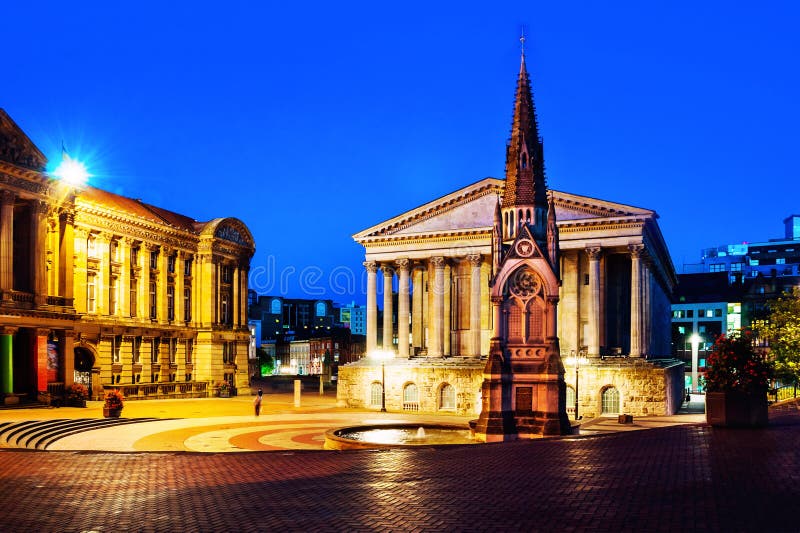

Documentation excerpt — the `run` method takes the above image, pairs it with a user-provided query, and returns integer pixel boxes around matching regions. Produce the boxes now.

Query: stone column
[491,295,503,340]
[629,244,645,357]
[0,190,14,294]
[118,239,130,318]
[58,211,75,301]
[468,254,482,357]
[139,244,150,320]
[232,264,240,327]
[175,252,184,324]
[396,258,410,358]
[95,233,109,315]
[586,246,602,357]
[35,328,50,392]
[411,265,423,353]
[158,247,169,323]
[364,261,378,354]
[443,263,451,356]
[62,330,75,386]
[382,264,394,350]
[430,256,445,357]
[31,200,48,305]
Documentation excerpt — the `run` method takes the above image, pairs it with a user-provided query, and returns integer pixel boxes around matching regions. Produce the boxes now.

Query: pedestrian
[254,388,263,416]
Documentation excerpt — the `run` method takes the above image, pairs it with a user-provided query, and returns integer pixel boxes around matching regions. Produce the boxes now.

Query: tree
[763,287,800,386]
[256,347,274,377]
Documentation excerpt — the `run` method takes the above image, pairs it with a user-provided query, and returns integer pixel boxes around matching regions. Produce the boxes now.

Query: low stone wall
[571,358,685,418]
[337,358,485,417]
[338,357,685,419]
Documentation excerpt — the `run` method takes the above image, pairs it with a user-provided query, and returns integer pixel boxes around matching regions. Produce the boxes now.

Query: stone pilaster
[58,210,75,300]
[364,261,378,354]
[411,265,423,353]
[468,254,482,357]
[396,258,410,358]
[0,190,14,293]
[31,200,49,305]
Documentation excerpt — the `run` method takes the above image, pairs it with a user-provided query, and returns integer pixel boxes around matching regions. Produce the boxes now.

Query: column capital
[467,253,483,267]
[62,330,77,339]
[34,328,51,337]
[394,258,410,271]
[363,260,378,274]
[430,256,446,269]
[380,263,394,276]
[585,246,603,260]
[628,243,646,258]
[491,295,504,305]
[59,209,76,225]
[0,326,19,336]
[0,190,15,206]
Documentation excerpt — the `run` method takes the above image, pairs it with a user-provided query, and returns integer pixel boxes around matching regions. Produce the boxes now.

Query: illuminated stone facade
[338,53,684,425]
[0,109,255,402]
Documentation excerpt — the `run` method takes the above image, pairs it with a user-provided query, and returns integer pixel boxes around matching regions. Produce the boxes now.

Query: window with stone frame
[108,276,118,315]
[526,300,543,343]
[150,339,159,364]
[150,249,159,270]
[87,273,97,313]
[132,337,141,364]
[370,382,383,407]
[403,383,419,411]
[167,284,175,321]
[183,286,191,322]
[129,278,137,317]
[185,339,193,364]
[149,282,157,319]
[439,383,456,410]
[184,256,193,277]
[507,303,523,342]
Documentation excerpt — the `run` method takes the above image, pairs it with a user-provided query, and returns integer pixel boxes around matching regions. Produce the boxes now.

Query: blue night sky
[4,1,799,304]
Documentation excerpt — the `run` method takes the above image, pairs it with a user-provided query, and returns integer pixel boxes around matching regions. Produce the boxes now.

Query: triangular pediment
[354,179,657,243]
[552,190,654,222]
[353,178,503,241]
[0,109,47,171]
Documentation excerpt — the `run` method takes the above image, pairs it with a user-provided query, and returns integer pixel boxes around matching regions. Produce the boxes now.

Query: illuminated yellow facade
[0,109,255,402]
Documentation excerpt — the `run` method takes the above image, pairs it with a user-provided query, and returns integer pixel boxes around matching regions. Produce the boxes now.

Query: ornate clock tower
[474,43,571,441]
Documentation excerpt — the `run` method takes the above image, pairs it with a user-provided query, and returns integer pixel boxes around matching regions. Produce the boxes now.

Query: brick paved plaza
[1,404,798,532]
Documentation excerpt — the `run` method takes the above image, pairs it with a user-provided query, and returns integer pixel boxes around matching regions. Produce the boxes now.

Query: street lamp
[690,333,702,393]
[566,350,588,420]
[371,350,393,412]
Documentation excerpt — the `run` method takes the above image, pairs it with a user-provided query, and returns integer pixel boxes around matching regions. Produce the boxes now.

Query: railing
[103,381,212,400]
[770,384,798,403]
[402,402,420,412]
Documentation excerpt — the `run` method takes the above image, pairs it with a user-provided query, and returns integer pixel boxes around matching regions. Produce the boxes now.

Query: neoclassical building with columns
[337,53,684,423]
[0,109,255,404]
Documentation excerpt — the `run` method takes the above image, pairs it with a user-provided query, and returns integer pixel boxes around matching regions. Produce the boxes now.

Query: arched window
[602,387,620,414]
[316,302,326,317]
[526,301,543,343]
[521,152,528,169]
[370,382,383,408]
[507,304,523,342]
[403,383,419,411]
[271,299,281,315]
[439,383,456,410]
[565,385,576,417]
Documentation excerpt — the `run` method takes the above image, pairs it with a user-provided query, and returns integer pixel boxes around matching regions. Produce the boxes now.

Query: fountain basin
[324,423,477,450]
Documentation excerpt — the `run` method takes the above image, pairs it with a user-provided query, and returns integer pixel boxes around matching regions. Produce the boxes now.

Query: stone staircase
[0,418,164,450]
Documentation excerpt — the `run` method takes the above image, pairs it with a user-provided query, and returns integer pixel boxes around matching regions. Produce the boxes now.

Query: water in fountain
[416,427,426,439]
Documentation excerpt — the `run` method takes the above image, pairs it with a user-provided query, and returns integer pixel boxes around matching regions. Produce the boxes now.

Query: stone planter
[219,390,230,398]
[103,406,123,418]
[69,399,87,408]
[706,391,768,427]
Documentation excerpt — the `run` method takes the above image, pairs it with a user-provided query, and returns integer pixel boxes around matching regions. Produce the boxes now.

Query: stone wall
[568,358,685,418]
[337,359,485,417]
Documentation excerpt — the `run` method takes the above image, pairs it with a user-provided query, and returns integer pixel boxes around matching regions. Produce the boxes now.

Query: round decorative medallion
[509,269,541,299]
[515,239,534,257]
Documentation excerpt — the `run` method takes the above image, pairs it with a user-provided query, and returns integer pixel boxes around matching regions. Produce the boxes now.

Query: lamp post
[371,350,393,412]
[566,350,588,420]
[690,333,701,393]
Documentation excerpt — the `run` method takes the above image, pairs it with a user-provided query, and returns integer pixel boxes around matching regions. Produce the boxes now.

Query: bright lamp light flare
[53,156,90,186]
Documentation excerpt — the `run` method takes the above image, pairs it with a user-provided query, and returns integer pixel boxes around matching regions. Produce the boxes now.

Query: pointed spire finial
[520,27,526,57]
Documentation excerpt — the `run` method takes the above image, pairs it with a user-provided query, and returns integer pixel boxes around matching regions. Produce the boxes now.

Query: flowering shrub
[67,383,88,401]
[217,381,230,392]
[104,389,125,409]
[705,331,773,393]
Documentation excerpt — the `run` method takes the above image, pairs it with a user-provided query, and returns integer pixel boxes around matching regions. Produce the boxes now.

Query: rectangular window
[167,285,175,321]
[109,276,118,315]
[731,263,743,271]
[750,259,760,266]
[151,339,159,363]
[130,247,139,267]
[185,339,193,364]
[222,265,232,283]
[132,337,141,364]
[87,273,96,313]
[87,235,97,258]
[149,282,157,319]
[697,309,704,318]
[109,240,118,262]
[112,336,121,364]
[777,258,786,265]
[184,257,193,277]
[169,338,176,364]
[221,292,230,324]
[129,278,137,317]
[709,264,726,272]
[714,308,722,317]
[686,310,693,318]
[184,287,192,322]
[150,250,159,270]
[168,254,176,274]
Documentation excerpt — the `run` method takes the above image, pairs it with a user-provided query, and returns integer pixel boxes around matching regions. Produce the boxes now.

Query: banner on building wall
[37,337,48,391]
[47,341,59,383]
